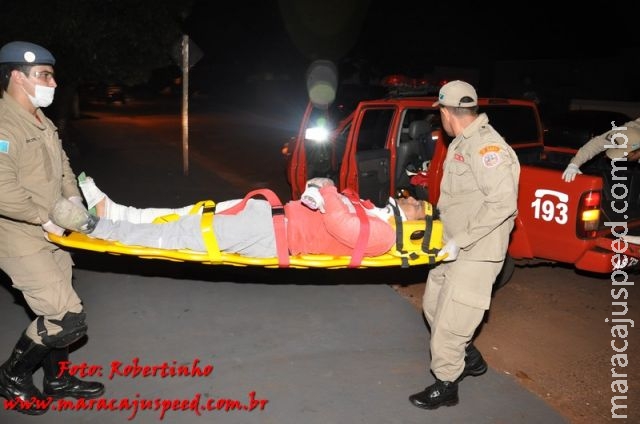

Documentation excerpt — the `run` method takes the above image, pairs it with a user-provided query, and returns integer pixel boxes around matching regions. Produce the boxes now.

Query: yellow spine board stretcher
[47,200,444,269]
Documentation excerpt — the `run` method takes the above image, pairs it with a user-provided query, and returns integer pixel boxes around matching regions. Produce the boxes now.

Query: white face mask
[22,76,55,108]
[28,84,56,108]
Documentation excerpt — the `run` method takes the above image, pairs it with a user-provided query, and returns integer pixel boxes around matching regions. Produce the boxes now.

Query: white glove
[437,239,459,262]
[301,178,334,212]
[42,220,65,236]
[562,164,582,182]
[623,235,640,245]
[69,196,85,208]
[301,185,325,213]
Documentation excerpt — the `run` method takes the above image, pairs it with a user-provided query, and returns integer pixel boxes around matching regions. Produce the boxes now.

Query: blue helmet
[0,41,55,65]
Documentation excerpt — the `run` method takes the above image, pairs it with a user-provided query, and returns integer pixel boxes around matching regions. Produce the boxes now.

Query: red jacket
[284,186,396,256]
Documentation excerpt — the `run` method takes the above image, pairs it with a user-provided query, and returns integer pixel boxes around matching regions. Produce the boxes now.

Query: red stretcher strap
[218,189,289,268]
[340,188,370,268]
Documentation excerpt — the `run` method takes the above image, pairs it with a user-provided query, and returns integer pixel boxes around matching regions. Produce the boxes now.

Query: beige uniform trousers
[0,248,83,344]
[423,259,503,382]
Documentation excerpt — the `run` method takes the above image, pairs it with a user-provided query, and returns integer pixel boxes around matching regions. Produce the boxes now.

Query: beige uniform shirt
[438,113,520,261]
[0,93,81,257]
[570,118,640,167]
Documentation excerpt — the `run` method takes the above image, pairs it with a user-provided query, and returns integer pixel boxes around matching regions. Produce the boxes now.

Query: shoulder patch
[0,140,9,154]
[482,151,502,168]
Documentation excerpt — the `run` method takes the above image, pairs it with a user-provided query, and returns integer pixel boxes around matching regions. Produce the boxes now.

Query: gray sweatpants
[89,199,278,258]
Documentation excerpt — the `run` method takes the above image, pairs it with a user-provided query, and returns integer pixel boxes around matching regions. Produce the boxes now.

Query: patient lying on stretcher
[49,176,428,258]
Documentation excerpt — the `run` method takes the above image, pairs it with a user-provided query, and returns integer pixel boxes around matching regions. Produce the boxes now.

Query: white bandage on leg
[79,175,198,223]
[104,201,198,224]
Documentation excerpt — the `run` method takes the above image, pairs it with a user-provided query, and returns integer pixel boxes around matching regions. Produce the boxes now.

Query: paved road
[0,98,567,423]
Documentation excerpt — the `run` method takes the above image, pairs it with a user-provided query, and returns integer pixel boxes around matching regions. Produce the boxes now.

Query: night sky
[186,1,638,72]
[180,0,640,106]
[183,1,639,103]
[1,0,637,99]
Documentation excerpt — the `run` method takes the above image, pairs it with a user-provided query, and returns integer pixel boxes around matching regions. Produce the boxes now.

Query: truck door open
[288,102,349,200]
[346,108,395,207]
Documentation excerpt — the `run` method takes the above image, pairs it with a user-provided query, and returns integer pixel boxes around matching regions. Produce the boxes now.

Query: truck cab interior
[394,109,440,199]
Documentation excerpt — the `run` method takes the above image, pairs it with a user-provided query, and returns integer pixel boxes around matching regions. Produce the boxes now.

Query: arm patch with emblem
[479,145,502,168]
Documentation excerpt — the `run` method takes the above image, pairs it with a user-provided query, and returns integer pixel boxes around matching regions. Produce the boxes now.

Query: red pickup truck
[284,86,640,278]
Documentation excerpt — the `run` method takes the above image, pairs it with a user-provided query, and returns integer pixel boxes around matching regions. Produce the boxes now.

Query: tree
[0,0,192,148]
[0,0,192,86]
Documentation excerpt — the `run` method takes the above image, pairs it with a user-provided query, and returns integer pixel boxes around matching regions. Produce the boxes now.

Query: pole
[182,35,190,176]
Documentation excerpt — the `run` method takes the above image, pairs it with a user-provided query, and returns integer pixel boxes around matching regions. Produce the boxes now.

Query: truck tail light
[577,190,601,239]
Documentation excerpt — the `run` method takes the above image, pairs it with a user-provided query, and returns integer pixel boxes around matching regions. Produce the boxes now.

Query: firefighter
[409,80,520,409]
[562,117,640,182]
[0,41,104,415]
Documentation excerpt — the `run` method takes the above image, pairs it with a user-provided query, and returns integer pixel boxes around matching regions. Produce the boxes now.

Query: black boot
[456,343,488,382]
[42,347,105,399]
[0,332,51,415]
[409,379,459,409]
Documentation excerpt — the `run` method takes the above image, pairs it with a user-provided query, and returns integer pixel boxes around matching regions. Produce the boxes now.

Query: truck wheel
[493,254,515,291]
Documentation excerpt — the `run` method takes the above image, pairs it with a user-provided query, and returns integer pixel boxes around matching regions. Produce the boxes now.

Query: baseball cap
[0,41,55,65]
[432,80,477,107]
[605,126,640,159]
